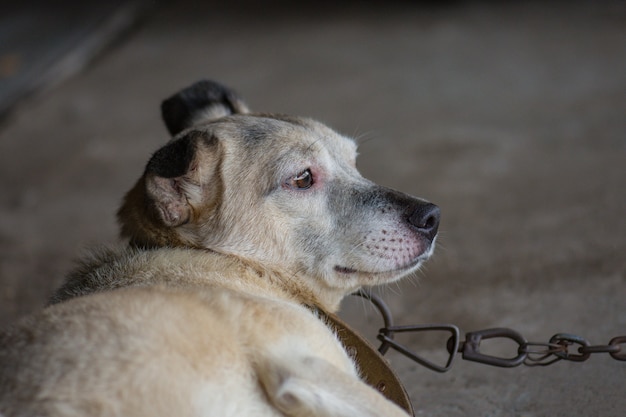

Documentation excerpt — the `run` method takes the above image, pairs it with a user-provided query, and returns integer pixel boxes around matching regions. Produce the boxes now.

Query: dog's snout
[408,203,440,241]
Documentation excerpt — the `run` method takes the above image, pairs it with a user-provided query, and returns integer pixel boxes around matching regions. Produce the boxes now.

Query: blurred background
[1,1,625,415]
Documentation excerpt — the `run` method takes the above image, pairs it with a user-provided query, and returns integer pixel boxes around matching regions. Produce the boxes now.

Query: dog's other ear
[161,80,249,136]
[144,130,221,228]
[118,129,223,247]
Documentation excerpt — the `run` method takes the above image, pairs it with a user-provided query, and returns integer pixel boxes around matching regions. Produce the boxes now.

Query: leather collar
[315,308,415,416]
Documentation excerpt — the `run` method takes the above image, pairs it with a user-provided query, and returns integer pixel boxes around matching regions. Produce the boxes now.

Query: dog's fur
[0,80,440,417]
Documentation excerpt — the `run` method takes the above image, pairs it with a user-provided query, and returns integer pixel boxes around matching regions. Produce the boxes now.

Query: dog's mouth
[334,266,359,274]
[333,242,435,277]
[333,258,422,276]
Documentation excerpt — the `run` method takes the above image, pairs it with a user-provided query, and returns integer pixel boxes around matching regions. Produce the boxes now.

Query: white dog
[0,80,439,416]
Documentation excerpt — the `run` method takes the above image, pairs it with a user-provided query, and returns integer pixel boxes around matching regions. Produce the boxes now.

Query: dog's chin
[333,241,435,284]
[333,257,424,284]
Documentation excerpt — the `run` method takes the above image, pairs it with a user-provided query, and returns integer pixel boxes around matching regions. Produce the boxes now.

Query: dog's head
[118,80,439,300]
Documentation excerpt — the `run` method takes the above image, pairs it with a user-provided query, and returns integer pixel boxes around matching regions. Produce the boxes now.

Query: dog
[0,80,440,417]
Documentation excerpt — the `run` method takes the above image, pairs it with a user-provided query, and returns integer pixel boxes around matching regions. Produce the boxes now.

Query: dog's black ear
[144,130,221,227]
[161,80,249,136]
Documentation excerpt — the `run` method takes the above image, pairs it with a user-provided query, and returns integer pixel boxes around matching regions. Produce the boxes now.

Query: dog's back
[0,285,307,416]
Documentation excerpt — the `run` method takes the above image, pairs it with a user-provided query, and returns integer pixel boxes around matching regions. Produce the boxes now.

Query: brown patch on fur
[118,132,225,249]
[117,177,186,248]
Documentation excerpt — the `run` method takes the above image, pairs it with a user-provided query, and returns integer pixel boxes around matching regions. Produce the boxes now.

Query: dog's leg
[258,356,409,417]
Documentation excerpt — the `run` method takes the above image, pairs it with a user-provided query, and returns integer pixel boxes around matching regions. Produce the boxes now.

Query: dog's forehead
[214,114,357,158]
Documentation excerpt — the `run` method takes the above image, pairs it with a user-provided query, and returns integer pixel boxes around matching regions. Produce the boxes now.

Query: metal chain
[353,291,626,373]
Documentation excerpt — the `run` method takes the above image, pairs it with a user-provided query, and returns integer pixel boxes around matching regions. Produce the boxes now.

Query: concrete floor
[1,1,625,415]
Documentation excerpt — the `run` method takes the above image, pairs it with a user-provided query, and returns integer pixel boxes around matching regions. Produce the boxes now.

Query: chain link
[519,342,566,366]
[353,291,626,372]
[451,330,626,369]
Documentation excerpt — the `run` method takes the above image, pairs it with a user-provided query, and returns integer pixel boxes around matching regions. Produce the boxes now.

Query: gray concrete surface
[1,1,625,416]
[0,0,151,118]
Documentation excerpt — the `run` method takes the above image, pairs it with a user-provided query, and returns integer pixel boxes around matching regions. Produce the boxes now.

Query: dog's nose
[408,203,440,241]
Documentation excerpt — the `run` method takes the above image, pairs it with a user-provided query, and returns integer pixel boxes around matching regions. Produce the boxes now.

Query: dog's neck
[54,246,347,313]
[228,256,347,313]
[178,250,348,313]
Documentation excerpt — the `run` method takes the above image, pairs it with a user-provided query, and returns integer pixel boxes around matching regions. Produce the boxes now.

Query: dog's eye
[289,169,314,190]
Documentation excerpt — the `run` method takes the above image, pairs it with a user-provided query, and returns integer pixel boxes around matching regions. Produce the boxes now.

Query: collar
[314,307,415,416]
